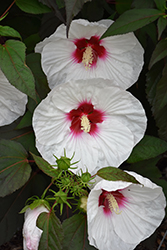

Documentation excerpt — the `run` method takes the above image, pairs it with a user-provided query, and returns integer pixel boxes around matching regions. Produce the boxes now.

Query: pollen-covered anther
[81,115,91,133]
[82,46,94,69]
[106,193,121,215]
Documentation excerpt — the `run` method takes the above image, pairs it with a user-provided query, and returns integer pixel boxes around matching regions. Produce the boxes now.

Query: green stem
[41,181,53,199]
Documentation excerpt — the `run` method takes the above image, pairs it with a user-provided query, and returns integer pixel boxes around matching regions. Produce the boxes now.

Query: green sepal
[20,198,50,213]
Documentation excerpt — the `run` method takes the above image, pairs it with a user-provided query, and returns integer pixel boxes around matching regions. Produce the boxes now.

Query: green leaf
[154,64,167,140]
[16,0,51,14]
[101,8,164,38]
[146,63,167,141]
[154,0,166,11]
[97,167,140,184]
[157,16,167,39]
[38,0,65,9]
[116,0,132,14]
[62,214,95,250]
[56,0,65,8]
[0,139,31,197]
[31,153,58,179]
[0,40,36,100]
[0,115,38,155]
[26,53,50,99]
[65,0,90,37]
[41,0,65,24]
[132,0,155,8]
[16,110,32,129]
[24,33,41,53]
[37,212,64,250]
[146,60,163,106]
[135,22,157,48]
[155,108,167,140]
[127,135,167,163]
[149,39,167,69]
[14,129,39,155]
[154,66,167,113]
[0,25,21,39]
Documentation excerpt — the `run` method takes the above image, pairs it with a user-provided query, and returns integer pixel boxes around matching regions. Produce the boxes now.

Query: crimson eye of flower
[66,101,105,136]
[99,189,126,215]
[72,36,107,69]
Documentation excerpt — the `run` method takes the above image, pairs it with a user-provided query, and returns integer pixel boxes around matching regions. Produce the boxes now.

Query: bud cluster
[45,151,94,214]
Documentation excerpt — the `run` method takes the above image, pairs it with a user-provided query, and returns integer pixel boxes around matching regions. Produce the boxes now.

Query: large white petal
[95,35,144,89]
[33,79,146,174]
[87,188,137,250]
[88,176,166,247]
[113,189,166,244]
[95,85,147,145]
[35,19,144,89]
[41,38,75,88]
[35,118,135,174]
[0,70,27,126]
[35,19,109,54]
[91,118,135,172]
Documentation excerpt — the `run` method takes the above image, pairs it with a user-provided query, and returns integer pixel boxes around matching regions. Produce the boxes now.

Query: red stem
[28,160,35,163]
[0,0,17,19]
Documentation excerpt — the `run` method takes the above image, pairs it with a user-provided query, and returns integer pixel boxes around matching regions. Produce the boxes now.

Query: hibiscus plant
[0,0,167,250]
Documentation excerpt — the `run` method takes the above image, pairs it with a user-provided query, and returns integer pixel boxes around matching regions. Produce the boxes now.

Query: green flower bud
[53,190,72,215]
[56,156,71,170]
[81,172,91,184]
[55,190,68,204]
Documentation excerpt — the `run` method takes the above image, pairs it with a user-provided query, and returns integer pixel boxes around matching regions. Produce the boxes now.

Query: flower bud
[56,156,71,170]
[23,205,49,250]
[81,172,91,184]
[79,196,88,212]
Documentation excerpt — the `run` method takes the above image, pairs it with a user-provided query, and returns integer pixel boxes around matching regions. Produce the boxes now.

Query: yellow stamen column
[81,115,91,133]
[106,193,121,215]
[82,46,94,69]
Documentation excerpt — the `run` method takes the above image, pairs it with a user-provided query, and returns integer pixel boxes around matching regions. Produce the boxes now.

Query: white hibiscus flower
[35,19,144,90]
[0,69,27,126]
[23,205,49,250]
[87,171,166,250]
[32,79,147,174]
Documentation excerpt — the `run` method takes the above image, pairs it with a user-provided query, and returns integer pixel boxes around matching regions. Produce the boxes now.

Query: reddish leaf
[62,214,95,250]
[31,153,58,179]
[0,139,31,197]
[97,167,140,184]
[37,212,64,250]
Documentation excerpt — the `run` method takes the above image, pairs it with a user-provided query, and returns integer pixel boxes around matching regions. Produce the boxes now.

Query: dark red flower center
[72,36,107,68]
[66,101,105,136]
[99,189,126,215]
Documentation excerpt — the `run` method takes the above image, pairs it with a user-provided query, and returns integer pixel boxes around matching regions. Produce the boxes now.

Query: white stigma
[81,115,91,133]
[82,46,94,69]
[106,193,121,215]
